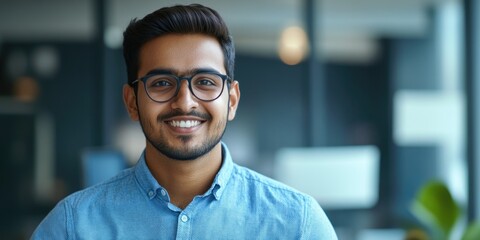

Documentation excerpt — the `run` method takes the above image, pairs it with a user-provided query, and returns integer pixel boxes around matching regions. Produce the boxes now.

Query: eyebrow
[144,67,223,76]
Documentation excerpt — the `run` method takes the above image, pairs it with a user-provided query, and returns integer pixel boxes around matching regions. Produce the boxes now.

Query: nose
[170,80,198,111]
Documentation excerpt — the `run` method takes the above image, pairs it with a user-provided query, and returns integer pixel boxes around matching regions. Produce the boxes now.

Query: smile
[168,120,202,128]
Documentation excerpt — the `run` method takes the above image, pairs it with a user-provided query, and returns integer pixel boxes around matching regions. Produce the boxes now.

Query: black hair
[123,4,235,86]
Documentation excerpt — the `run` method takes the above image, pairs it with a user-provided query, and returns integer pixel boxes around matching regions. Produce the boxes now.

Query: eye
[147,75,176,88]
[151,80,172,87]
[192,74,222,88]
[196,78,216,86]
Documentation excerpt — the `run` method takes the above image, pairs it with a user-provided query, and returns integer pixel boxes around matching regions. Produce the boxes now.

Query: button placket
[176,211,192,239]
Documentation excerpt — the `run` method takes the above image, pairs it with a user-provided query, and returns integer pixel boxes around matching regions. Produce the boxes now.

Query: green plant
[462,221,480,240]
[410,180,480,240]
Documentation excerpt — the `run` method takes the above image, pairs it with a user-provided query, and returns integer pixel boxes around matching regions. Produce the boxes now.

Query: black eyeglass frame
[130,70,232,103]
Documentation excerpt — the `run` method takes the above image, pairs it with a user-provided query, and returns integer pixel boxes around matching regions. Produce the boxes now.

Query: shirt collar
[134,142,234,201]
[134,151,163,200]
[209,142,234,200]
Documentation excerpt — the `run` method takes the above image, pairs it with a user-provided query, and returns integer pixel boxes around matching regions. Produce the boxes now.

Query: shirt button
[148,190,155,198]
[161,189,167,196]
[181,215,189,222]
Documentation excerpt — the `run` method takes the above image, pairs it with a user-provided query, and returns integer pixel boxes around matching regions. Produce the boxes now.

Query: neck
[144,143,223,209]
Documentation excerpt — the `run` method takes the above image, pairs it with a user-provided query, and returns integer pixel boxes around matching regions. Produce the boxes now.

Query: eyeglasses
[131,70,231,103]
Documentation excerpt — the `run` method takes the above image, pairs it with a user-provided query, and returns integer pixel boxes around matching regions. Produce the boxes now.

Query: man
[32,4,337,239]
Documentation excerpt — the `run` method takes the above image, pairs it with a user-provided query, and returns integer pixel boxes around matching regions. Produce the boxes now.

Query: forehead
[138,34,225,77]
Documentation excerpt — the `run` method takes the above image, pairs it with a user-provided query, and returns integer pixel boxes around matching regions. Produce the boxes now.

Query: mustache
[157,109,212,122]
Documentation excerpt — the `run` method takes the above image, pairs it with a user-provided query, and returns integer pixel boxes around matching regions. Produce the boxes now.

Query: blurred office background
[1,0,479,239]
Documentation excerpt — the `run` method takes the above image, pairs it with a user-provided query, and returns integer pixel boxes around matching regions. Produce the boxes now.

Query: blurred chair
[81,149,127,188]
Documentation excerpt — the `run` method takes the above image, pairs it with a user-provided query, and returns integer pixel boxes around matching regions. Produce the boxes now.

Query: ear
[123,84,139,121]
[227,81,240,121]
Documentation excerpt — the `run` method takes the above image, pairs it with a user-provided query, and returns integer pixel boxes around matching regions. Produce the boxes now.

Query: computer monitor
[274,145,380,209]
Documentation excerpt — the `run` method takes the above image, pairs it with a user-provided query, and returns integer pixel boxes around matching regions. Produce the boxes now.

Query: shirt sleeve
[301,196,338,240]
[30,199,72,240]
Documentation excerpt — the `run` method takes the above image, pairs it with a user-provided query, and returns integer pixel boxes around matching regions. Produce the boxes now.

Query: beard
[138,108,227,161]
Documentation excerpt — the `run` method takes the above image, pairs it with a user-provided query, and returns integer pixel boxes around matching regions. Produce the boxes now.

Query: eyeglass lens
[144,73,225,102]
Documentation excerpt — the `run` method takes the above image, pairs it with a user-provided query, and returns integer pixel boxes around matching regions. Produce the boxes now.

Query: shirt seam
[64,199,74,240]
[300,196,310,240]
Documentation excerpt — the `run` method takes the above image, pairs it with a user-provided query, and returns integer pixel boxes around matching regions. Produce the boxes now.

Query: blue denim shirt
[32,143,337,239]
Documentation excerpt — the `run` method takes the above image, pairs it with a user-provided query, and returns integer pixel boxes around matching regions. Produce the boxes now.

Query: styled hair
[122,4,235,85]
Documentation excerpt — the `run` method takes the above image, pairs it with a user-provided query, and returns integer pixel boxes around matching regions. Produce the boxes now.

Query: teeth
[169,120,201,128]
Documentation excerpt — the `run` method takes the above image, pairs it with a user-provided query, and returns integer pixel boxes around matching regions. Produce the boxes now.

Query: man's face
[123,34,240,161]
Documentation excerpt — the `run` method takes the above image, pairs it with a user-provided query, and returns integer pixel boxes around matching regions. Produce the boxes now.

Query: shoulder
[65,167,137,207]
[31,167,138,239]
[230,164,337,239]
[229,164,314,214]
[232,164,308,200]
[31,197,71,239]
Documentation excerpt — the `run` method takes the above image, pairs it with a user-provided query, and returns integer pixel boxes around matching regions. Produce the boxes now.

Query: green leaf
[462,221,480,240]
[410,180,461,238]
